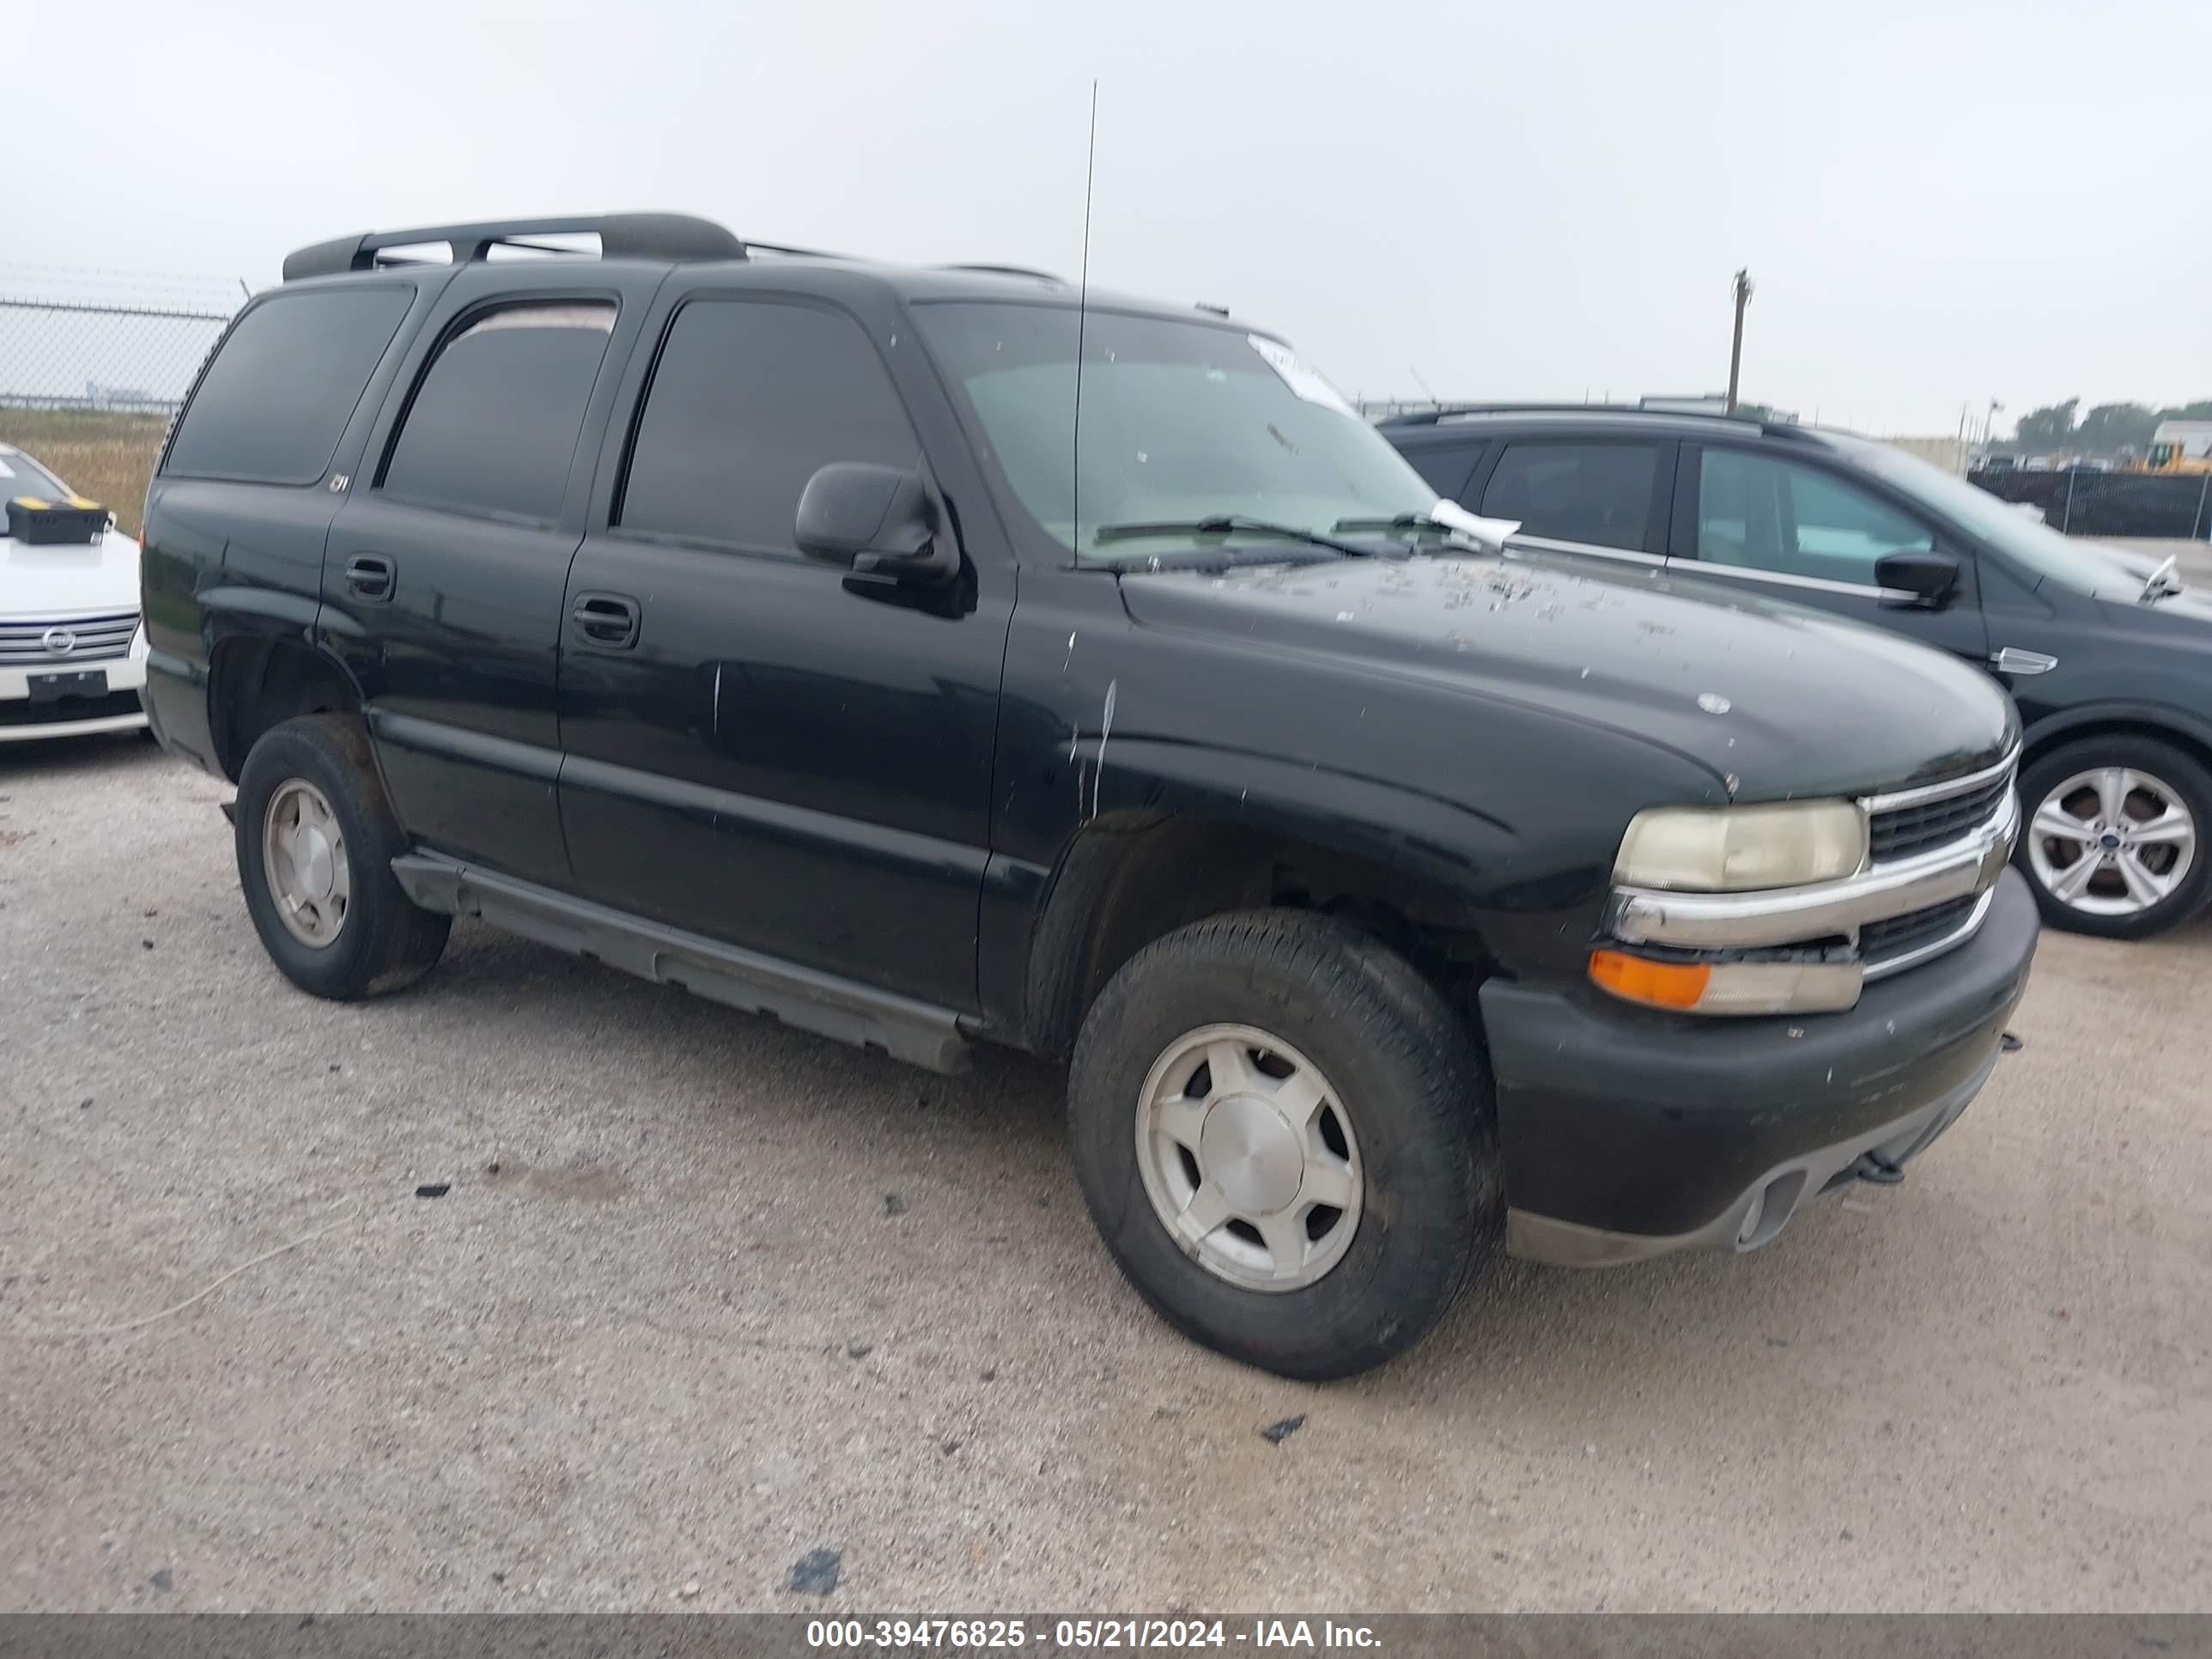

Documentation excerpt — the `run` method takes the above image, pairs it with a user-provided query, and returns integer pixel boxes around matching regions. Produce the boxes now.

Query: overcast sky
[17,0,2209,434]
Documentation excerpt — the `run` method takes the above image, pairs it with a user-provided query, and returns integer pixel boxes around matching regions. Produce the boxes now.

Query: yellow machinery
[2133,422,2212,474]
[2139,442,2212,475]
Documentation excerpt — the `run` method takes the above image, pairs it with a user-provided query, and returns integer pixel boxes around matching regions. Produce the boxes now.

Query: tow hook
[1854,1149,1906,1186]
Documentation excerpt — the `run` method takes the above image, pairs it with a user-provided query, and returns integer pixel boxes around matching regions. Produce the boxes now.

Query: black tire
[234,714,450,998]
[1066,910,1498,1381]
[2014,734,2212,939]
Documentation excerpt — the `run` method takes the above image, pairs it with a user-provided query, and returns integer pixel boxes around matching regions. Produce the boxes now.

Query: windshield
[0,448,72,503]
[1826,434,2155,597]
[914,302,1436,561]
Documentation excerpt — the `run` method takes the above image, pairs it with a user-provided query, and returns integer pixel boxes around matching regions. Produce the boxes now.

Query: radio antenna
[1071,80,1098,552]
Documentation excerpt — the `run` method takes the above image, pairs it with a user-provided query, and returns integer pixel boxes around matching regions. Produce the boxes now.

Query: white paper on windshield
[1248,335,1359,418]
[1428,498,1521,553]
[0,459,14,478]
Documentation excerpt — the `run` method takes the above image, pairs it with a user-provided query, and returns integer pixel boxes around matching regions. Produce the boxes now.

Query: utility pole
[1725,269,1753,415]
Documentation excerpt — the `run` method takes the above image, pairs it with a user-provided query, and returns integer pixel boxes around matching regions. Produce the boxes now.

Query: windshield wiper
[1092,515,1375,559]
[2141,553,2183,602]
[1331,513,1461,538]
[1337,502,1520,554]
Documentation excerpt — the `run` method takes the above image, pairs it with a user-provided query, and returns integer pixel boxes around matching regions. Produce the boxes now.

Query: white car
[1,442,149,743]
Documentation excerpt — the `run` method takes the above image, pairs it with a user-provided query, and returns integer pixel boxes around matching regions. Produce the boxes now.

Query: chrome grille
[0,612,138,665]
[1861,895,1978,965]
[1870,773,2012,863]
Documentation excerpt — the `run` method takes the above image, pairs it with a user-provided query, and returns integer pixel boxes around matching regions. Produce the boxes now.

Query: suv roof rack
[939,263,1066,286]
[744,240,853,260]
[1378,403,1817,442]
[1380,402,1672,427]
[281,213,746,283]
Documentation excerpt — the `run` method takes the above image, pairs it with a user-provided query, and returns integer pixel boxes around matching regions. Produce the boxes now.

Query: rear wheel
[2016,734,2212,939]
[1066,910,1498,1380]
[235,714,450,998]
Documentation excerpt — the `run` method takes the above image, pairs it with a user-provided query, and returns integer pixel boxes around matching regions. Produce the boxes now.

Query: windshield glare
[1830,434,2153,597]
[915,302,1436,559]
[0,449,72,503]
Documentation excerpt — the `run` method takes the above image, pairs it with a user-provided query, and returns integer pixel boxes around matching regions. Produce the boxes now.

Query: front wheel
[2015,735,2212,939]
[235,714,451,998]
[1066,910,1498,1380]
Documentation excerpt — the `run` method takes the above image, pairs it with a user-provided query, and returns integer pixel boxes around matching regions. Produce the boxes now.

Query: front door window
[1696,448,1934,586]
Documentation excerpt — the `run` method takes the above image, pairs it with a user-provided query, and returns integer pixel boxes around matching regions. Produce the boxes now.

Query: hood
[2076,543,2212,624]
[2090,544,2167,584]
[2146,589,2212,628]
[1118,552,2015,803]
[2102,582,2212,634]
[0,526,143,618]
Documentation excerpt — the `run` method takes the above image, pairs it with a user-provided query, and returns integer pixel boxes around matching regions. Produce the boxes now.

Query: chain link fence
[1968,465,2212,539]
[0,267,247,537]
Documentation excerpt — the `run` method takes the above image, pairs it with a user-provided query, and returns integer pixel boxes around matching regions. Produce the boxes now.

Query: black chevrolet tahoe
[142,214,2038,1379]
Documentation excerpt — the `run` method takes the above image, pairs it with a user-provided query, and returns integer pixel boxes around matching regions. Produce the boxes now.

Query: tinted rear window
[380,301,616,524]
[1480,441,1662,551]
[1398,439,1487,501]
[165,288,412,484]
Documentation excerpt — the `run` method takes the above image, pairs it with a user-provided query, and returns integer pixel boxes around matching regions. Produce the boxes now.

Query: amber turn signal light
[1588,949,1712,1010]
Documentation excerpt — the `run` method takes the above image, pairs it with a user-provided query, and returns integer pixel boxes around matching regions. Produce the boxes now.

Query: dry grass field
[0,409,169,538]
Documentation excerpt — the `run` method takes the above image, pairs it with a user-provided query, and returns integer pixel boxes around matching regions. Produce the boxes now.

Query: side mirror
[795,463,956,583]
[1875,550,1960,609]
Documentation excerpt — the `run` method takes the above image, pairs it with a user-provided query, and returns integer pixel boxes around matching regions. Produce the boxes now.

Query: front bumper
[0,649,148,743]
[1482,866,2039,1265]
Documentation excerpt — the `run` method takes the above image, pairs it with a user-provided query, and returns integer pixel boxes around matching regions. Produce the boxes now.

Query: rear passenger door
[1465,436,1674,568]
[322,264,659,888]
[554,285,1012,1008]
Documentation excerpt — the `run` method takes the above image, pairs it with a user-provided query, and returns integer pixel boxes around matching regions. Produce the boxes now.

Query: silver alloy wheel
[1132,1022,1363,1293]
[262,778,352,947]
[2027,767,2198,918]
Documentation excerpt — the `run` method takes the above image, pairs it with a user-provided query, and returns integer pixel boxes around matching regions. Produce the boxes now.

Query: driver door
[553,288,1012,1007]
[1665,442,1990,668]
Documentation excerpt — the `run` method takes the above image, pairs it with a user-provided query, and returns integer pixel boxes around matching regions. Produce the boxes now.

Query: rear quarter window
[164,287,413,485]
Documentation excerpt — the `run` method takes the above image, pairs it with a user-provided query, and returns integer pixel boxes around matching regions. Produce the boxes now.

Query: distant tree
[2073,403,2161,456]
[2006,397,2212,457]
[2011,399,2079,453]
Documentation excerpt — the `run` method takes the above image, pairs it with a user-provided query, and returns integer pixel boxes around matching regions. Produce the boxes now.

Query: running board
[390,852,972,1074]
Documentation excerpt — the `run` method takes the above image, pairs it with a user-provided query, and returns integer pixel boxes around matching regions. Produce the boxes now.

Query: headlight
[1614,800,1867,892]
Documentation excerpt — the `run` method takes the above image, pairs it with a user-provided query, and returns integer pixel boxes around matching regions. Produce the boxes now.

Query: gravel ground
[2,736,2208,1613]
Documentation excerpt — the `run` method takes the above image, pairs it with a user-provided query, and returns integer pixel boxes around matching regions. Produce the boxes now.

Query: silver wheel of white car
[262,778,353,948]
[1133,1021,1364,1293]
